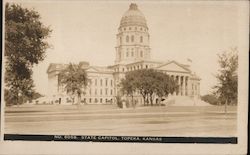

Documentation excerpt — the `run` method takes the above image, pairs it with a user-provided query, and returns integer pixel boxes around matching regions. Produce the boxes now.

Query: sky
[8,0,248,96]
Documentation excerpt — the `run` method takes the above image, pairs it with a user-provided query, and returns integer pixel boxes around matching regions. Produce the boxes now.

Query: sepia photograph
[1,1,248,153]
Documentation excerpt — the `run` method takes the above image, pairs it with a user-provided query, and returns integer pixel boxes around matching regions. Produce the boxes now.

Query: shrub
[201,94,219,105]
[115,95,123,108]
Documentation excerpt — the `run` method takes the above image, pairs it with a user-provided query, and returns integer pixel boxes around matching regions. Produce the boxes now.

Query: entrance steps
[163,96,211,106]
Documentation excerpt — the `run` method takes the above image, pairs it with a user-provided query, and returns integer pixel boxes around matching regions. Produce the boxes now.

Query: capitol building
[47,3,201,105]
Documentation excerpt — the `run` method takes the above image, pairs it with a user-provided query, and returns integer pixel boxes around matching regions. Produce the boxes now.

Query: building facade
[47,3,201,105]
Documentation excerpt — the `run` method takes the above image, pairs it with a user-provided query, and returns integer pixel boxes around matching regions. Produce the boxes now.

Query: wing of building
[47,3,201,105]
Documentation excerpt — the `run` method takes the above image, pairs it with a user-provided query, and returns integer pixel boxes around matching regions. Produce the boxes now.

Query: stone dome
[120,3,147,28]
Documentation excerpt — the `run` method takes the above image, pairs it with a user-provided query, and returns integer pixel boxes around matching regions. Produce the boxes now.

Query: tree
[4,3,51,105]
[201,94,219,105]
[154,71,177,105]
[58,63,89,105]
[120,69,178,106]
[213,47,238,112]
[120,71,137,107]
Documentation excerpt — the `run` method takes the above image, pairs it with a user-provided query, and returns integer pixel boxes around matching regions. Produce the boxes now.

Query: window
[131,48,134,57]
[105,88,108,95]
[95,79,97,86]
[120,37,122,44]
[100,79,102,86]
[110,89,113,95]
[89,98,92,103]
[146,65,148,69]
[100,89,102,95]
[105,79,108,86]
[100,98,102,103]
[126,51,129,57]
[110,80,113,86]
[89,89,92,95]
[140,51,143,57]
[140,36,143,43]
[131,35,134,42]
[126,36,129,42]
[140,27,143,31]
[95,89,97,95]
[95,98,98,103]
[135,27,137,30]
[124,28,126,31]
[129,27,131,30]
[118,51,121,60]
[122,68,125,72]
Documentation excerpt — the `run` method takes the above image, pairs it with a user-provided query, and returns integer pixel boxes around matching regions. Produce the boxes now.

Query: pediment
[85,67,99,72]
[156,61,190,73]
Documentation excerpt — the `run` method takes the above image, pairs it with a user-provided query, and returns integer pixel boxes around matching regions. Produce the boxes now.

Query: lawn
[5,104,237,137]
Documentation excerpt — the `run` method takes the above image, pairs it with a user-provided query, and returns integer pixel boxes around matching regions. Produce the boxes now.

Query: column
[186,77,189,96]
[178,76,181,96]
[183,76,186,96]
[171,74,176,96]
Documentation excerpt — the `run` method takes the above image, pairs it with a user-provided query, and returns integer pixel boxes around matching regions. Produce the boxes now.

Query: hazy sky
[11,0,247,96]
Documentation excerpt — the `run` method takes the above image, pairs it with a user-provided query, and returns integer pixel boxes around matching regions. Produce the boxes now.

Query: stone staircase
[163,96,211,106]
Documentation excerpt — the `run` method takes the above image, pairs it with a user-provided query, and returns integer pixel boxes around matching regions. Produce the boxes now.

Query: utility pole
[225,98,227,114]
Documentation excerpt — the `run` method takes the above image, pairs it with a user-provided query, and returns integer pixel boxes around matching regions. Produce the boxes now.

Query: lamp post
[223,76,228,114]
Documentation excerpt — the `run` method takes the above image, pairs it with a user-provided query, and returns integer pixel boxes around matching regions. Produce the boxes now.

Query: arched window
[120,37,122,44]
[131,35,134,42]
[126,36,129,42]
[140,36,143,43]
[118,51,121,60]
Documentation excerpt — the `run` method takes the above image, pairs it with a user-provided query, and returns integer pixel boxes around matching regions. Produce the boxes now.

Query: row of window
[192,84,198,90]
[126,50,144,58]
[114,64,149,72]
[122,26,147,32]
[88,88,113,96]
[124,35,143,43]
[83,98,113,104]
[90,78,113,87]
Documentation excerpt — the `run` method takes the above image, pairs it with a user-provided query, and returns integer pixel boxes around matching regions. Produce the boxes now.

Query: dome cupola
[120,3,147,28]
[115,3,151,64]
